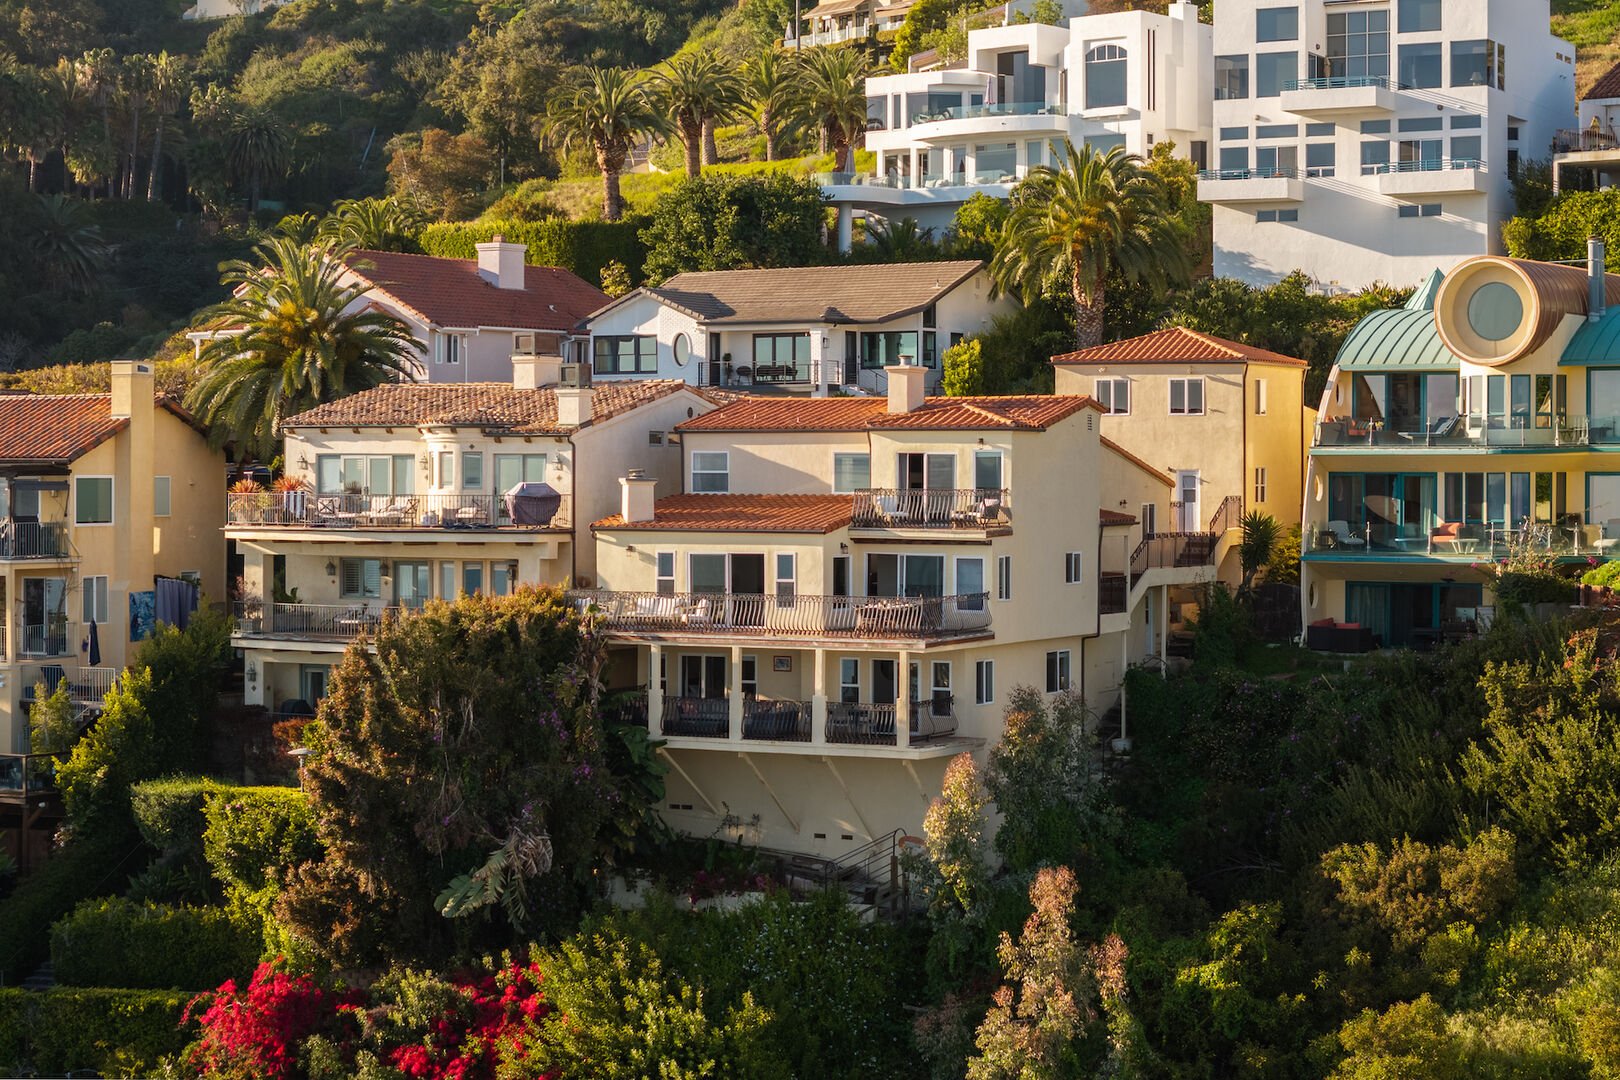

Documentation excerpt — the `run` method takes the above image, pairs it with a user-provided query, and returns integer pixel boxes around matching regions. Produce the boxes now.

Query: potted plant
[229,477,268,524]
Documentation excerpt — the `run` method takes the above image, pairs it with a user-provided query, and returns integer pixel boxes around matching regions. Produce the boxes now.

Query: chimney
[512,353,564,390]
[620,469,657,523]
[110,358,154,420]
[887,362,927,414]
[1591,235,1608,323]
[556,385,592,428]
[475,235,527,290]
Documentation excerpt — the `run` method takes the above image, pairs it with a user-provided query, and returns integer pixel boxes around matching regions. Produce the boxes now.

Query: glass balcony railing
[928,101,1063,122]
[1305,520,1600,558]
[1198,166,1300,181]
[1372,157,1485,174]
[1314,415,1617,449]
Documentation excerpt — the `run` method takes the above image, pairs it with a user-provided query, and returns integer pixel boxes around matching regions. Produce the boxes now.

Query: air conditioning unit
[513,332,537,356]
[559,363,589,388]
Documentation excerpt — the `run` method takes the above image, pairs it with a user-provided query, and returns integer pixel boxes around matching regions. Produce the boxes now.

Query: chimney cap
[627,468,645,480]
[492,233,504,243]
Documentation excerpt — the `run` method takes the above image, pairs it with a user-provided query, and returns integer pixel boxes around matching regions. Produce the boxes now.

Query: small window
[1169,378,1205,415]
[1398,0,1441,34]
[648,431,665,446]
[436,451,454,490]
[1255,124,1298,140]
[462,452,483,492]
[775,553,796,601]
[1096,377,1130,414]
[1305,142,1336,177]
[1254,467,1268,504]
[1215,54,1250,100]
[1085,43,1128,109]
[1064,552,1083,584]
[1305,123,1335,137]
[1220,126,1249,141]
[340,558,382,599]
[840,657,860,703]
[463,561,484,596]
[1255,6,1298,42]
[82,575,109,624]
[491,561,516,596]
[1254,379,1268,415]
[438,333,464,365]
[1045,649,1071,693]
[741,655,758,698]
[691,452,729,493]
[1361,120,1391,134]
[153,476,171,518]
[75,476,113,525]
[833,453,871,494]
[996,555,1012,601]
[656,552,675,595]
[957,557,985,610]
[973,451,1003,492]
[975,659,994,705]
[593,335,657,375]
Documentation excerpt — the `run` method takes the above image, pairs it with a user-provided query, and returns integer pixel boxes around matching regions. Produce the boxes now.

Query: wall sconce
[839,542,849,553]
[626,545,637,553]
[297,455,311,472]
[325,560,337,577]
[246,664,258,688]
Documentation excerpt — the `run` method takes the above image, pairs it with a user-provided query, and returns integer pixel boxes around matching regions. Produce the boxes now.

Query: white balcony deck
[1279,77,1400,118]
[1196,169,1305,204]
[1373,159,1489,197]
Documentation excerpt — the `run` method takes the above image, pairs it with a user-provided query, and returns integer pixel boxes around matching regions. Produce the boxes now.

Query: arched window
[1085,44,1128,109]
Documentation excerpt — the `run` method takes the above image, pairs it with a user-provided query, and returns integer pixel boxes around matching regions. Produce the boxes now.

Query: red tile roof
[1051,327,1307,368]
[676,394,1099,433]
[283,380,700,433]
[594,494,853,533]
[0,394,197,463]
[342,250,609,333]
[1586,60,1620,101]
[1101,436,1174,487]
[1099,509,1137,526]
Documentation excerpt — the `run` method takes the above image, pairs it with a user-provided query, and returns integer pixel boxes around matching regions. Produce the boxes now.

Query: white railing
[570,590,992,640]
[851,488,1010,529]
[226,492,569,530]
[233,602,401,640]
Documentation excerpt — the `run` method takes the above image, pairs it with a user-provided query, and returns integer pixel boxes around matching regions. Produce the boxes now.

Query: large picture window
[1215,55,1249,99]
[1255,6,1298,42]
[751,333,810,383]
[593,335,656,375]
[1327,8,1389,80]
[1255,51,1297,97]
[74,476,112,524]
[1085,44,1127,108]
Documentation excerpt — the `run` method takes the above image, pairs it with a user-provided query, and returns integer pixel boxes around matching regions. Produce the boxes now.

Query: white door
[1176,470,1200,532]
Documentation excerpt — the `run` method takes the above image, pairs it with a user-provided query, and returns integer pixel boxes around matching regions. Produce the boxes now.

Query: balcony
[850,488,1010,532]
[233,601,402,643]
[1280,76,1400,117]
[572,590,992,642]
[21,665,119,707]
[1196,167,1304,204]
[649,695,956,746]
[0,520,72,560]
[1313,414,1620,450]
[827,698,956,745]
[225,492,569,532]
[1554,128,1620,155]
[1373,158,1488,197]
[1304,520,1600,560]
[17,623,71,658]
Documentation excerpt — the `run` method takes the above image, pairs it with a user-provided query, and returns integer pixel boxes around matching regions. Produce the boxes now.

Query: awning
[1562,306,1620,366]
[808,0,865,16]
[1334,308,1458,371]
[875,0,916,15]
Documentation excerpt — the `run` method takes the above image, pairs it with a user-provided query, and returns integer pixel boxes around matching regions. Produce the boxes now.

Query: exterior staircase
[20,960,54,991]
[759,829,910,917]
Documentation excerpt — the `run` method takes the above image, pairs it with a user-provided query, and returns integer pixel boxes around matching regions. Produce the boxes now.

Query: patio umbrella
[87,620,100,667]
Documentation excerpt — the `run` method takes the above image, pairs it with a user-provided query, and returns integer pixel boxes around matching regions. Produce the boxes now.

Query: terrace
[571,590,992,643]
[225,492,569,532]
[608,690,960,747]
[849,488,1010,532]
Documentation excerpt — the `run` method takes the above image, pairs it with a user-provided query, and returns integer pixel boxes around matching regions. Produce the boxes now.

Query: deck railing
[0,520,71,560]
[233,601,400,640]
[851,488,1010,530]
[20,623,70,657]
[1283,75,1401,92]
[1556,127,1620,154]
[660,696,730,738]
[825,698,957,745]
[1315,415,1620,449]
[0,752,65,799]
[570,590,992,640]
[1209,495,1244,535]
[226,492,568,530]
[1305,520,1597,557]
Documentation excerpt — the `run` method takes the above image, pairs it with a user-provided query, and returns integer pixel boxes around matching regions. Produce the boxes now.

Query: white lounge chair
[1328,520,1366,548]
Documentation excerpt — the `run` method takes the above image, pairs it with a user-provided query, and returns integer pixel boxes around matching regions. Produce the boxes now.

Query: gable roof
[1050,326,1307,368]
[0,394,198,464]
[1101,436,1174,487]
[282,380,700,434]
[597,261,985,326]
[594,494,852,533]
[341,250,609,333]
[1586,60,1620,101]
[675,394,1099,433]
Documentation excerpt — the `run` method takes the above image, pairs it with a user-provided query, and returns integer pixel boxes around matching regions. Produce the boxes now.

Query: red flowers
[184,963,340,1080]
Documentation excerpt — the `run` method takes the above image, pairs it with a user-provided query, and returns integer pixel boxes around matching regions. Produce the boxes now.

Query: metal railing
[0,520,71,559]
[1099,573,1128,615]
[661,696,730,738]
[1283,75,1400,92]
[570,590,992,640]
[1373,157,1485,174]
[851,488,1010,529]
[826,698,957,745]
[1555,128,1619,154]
[1198,166,1300,181]
[233,601,400,640]
[601,689,649,728]
[226,492,568,530]
[1209,494,1244,535]
[0,752,65,799]
[20,623,70,657]
[1129,532,1217,582]
[1304,519,1599,557]
[932,100,1063,122]
[1315,414,1615,449]
[742,698,813,742]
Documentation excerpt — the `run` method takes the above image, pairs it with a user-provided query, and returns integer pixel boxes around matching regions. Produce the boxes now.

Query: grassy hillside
[1553,0,1620,94]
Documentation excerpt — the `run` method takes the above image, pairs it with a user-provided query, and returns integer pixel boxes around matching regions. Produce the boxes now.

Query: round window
[1308,582,1318,608]
[1467,281,1524,343]
[672,334,691,366]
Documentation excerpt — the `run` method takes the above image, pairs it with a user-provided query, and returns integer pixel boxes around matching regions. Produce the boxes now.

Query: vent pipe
[1590,235,1607,323]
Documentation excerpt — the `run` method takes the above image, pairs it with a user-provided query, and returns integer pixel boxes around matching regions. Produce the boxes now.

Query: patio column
[810,330,829,398]
[1160,584,1169,678]
[1118,631,1129,748]
[647,644,663,735]
[811,647,828,746]
[836,205,853,254]
[729,645,744,742]
[896,648,912,750]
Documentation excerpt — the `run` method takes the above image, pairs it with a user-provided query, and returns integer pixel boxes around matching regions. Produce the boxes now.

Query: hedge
[132,775,215,859]
[419,217,648,289]
[51,897,261,990]
[0,986,190,1077]
[0,827,146,985]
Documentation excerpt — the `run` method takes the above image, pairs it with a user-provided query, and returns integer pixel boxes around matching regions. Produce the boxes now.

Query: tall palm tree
[544,67,663,222]
[187,237,422,461]
[144,53,189,203]
[991,141,1192,349]
[47,57,87,192]
[800,47,867,172]
[653,52,742,178]
[746,48,799,162]
[317,196,426,252]
[78,48,118,196]
[228,105,291,214]
[119,54,154,200]
[31,195,108,294]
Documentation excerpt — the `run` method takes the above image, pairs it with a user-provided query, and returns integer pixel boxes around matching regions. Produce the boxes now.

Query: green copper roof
[1562,307,1620,366]
[1335,308,1456,371]
[1406,269,1445,311]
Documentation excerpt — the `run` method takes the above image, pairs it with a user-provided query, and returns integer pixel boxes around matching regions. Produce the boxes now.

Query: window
[973,451,1003,492]
[1096,377,1130,414]
[437,333,464,365]
[74,476,112,524]
[922,303,937,328]
[1256,6,1298,42]
[1256,51,1297,98]
[317,455,414,495]
[1398,203,1442,218]
[840,658,860,703]
[1452,114,1482,129]
[1256,124,1298,141]
[1215,55,1249,100]
[929,662,952,716]
[1451,39,1496,88]
[1045,649,1071,693]
[1361,141,1391,174]
[996,555,1012,600]
[1064,552,1083,584]
[1452,135,1482,164]
[340,558,382,598]
[860,330,921,369]
[975,660,994,705]
[1254,466,1268,504]
[1361,119,1391,134]
[741,656,758,698]
[775,553,795,601]
[833,453,871,493]
[396,561,432,607]
[1398,43,1442,89]
[82,575,109,624]
[1256,209,1299,223]
[1085,44,1127,109]
[494,562,519,596]
[463,562,484,596]
[691,452,729,493]
[1169,377,1205,415]
[1219,146,1249,173]
[656,552,675,595]
[1254,379,1268,415]
[493,453,546,497]
[832,555,851,597]
[1220,125,1249,141]
[1306,123,1335,137]
[461,452,483,492]
[1305,142,1336,177]
[153,476,171,517]
[752,333,811,383]
[957,557,985,610]
[1397,0,1440,34]
[435,451,454,490]
[1327,9,1389,81]
[1256,145,1297,176]
[648,430,665,446]
[593,335,656,375]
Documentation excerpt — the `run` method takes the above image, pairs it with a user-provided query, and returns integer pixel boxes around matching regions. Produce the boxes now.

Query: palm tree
[227,105,291,214]
[317,196,426,252]
[187,237,422,461]
[78,48,118,195]
[544,67,663,222]
[746,48,799,162]
[1239,510,1282,593]
[31,195,108,294]
[800,47,867,172]
[863,216,938,261]
[144,53,189,203]
[47,57,87,192]
[991,141,1192,349]
[654,52,742,178]
[119,54,154,200]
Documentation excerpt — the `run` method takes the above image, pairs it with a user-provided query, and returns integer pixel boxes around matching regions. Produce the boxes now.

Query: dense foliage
[0,986,190,1077]
[50,896,260,990]
[638,172,829,282]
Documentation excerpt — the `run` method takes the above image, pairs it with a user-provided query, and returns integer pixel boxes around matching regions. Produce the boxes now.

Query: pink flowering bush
[183,962,349,1080]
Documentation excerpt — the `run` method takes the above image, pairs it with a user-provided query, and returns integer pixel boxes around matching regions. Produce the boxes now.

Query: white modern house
[580,261,1015,396]
[183,0,290,19]
[1201,0,1576,291]
[825,1,1212,243]
[1552,60,1620,193]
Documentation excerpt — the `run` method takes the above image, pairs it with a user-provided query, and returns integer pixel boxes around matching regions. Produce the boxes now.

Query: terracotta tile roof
[601,261,985,326]
[1101,436,1174,487]
[1051,327,1307,368]
[1586,60,1620,101]
[1099,509,1137,526]
[283,380,696,433]
[594,494,852,533]
[0,394,199,463]
[342,250,609,332]
[676,394,1099,433]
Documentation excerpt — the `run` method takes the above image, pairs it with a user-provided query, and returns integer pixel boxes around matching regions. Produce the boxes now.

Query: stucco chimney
[475,235,527,290]
[555,385,592,428]
[887,363,927,414]
[1168,0,1196,20]
[512,353,564,390]
[620,470,657,523]
[1591,235,1608,323]
[110,358,154,420]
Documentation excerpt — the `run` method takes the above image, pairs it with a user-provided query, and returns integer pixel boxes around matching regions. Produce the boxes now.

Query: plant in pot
[229,477,268,523]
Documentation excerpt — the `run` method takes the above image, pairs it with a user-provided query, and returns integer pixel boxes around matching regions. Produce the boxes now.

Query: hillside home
[581,261,1014,396]
[1552,60,1620,193]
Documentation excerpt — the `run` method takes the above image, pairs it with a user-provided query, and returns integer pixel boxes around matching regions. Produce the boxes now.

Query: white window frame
[956,556,986,609]
[1096,377,1130,415]
[438,332,465,365]
[461,452,483,492]
[1169,377,1205,416]
[775,552,796,601]
[1254,466,1268,505]
[839,658,860,703]
[82,575,109,624]
[462,560,484,596]
[741,655,758,698]
[972,450,1004,492]
[929,661,952,717]
[975,659,994,705]
[153,476,171,518]
[1046,649,1072,693]
[832,452,872,494]
[656,551,676,595]
[996,555,1012,601]
[74,475,114,526]
[1253,378,1268,415]
[1065,551,1083,584]
[691,451,729,493]
[435,451,454,491]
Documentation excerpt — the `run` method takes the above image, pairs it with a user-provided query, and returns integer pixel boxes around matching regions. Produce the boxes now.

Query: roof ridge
[954,401,1018,426]
[1179,327,1245,358]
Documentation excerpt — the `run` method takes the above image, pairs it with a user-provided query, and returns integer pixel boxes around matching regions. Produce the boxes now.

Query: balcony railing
[931,101,1063,122]
[1315,415,1620,449]
[826,698,956,745]
[1129,533,1218,581]
[1099,573,1127,615]
[1284,75,1401,92]
[1372,157,1484,174]
[0,520,71,559]
[21,665,119,705]
[19,623,70,658]
[1198,166,1300,181]
[1305,519,1600,558]
[743,698,813,742]
[225,492,568,530]
[660,696,730,738]
[233,601,400,641]
[816,171,1021,190]
[851,488,1010,530]
[571,590,992,640]
[1555,127,1620,154]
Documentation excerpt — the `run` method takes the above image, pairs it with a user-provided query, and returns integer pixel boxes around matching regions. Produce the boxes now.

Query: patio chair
[1327,520,1366,548]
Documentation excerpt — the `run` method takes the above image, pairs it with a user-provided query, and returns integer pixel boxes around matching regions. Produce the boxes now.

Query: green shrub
[203,785,318,951]
[131,776,216,860]
[0,986,189,1077]
[51,897,260,990]
[420,217,648,288]
[0,828,144,985]
[1583,560,1620,588]
[941,338,984,396]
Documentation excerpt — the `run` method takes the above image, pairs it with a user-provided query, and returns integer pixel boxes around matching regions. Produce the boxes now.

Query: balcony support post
[811,647,828,747]
[647,644,664,737]
[729,645,744,742]
[1160,584,1169,679]
[896,649,911,750]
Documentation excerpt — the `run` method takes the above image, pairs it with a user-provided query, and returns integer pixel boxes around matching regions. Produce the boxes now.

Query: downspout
[567,431,579,586]
[1077,514,1105,711]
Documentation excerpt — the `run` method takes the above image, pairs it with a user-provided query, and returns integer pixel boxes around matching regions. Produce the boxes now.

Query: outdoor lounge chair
[1327,520,1366,548]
